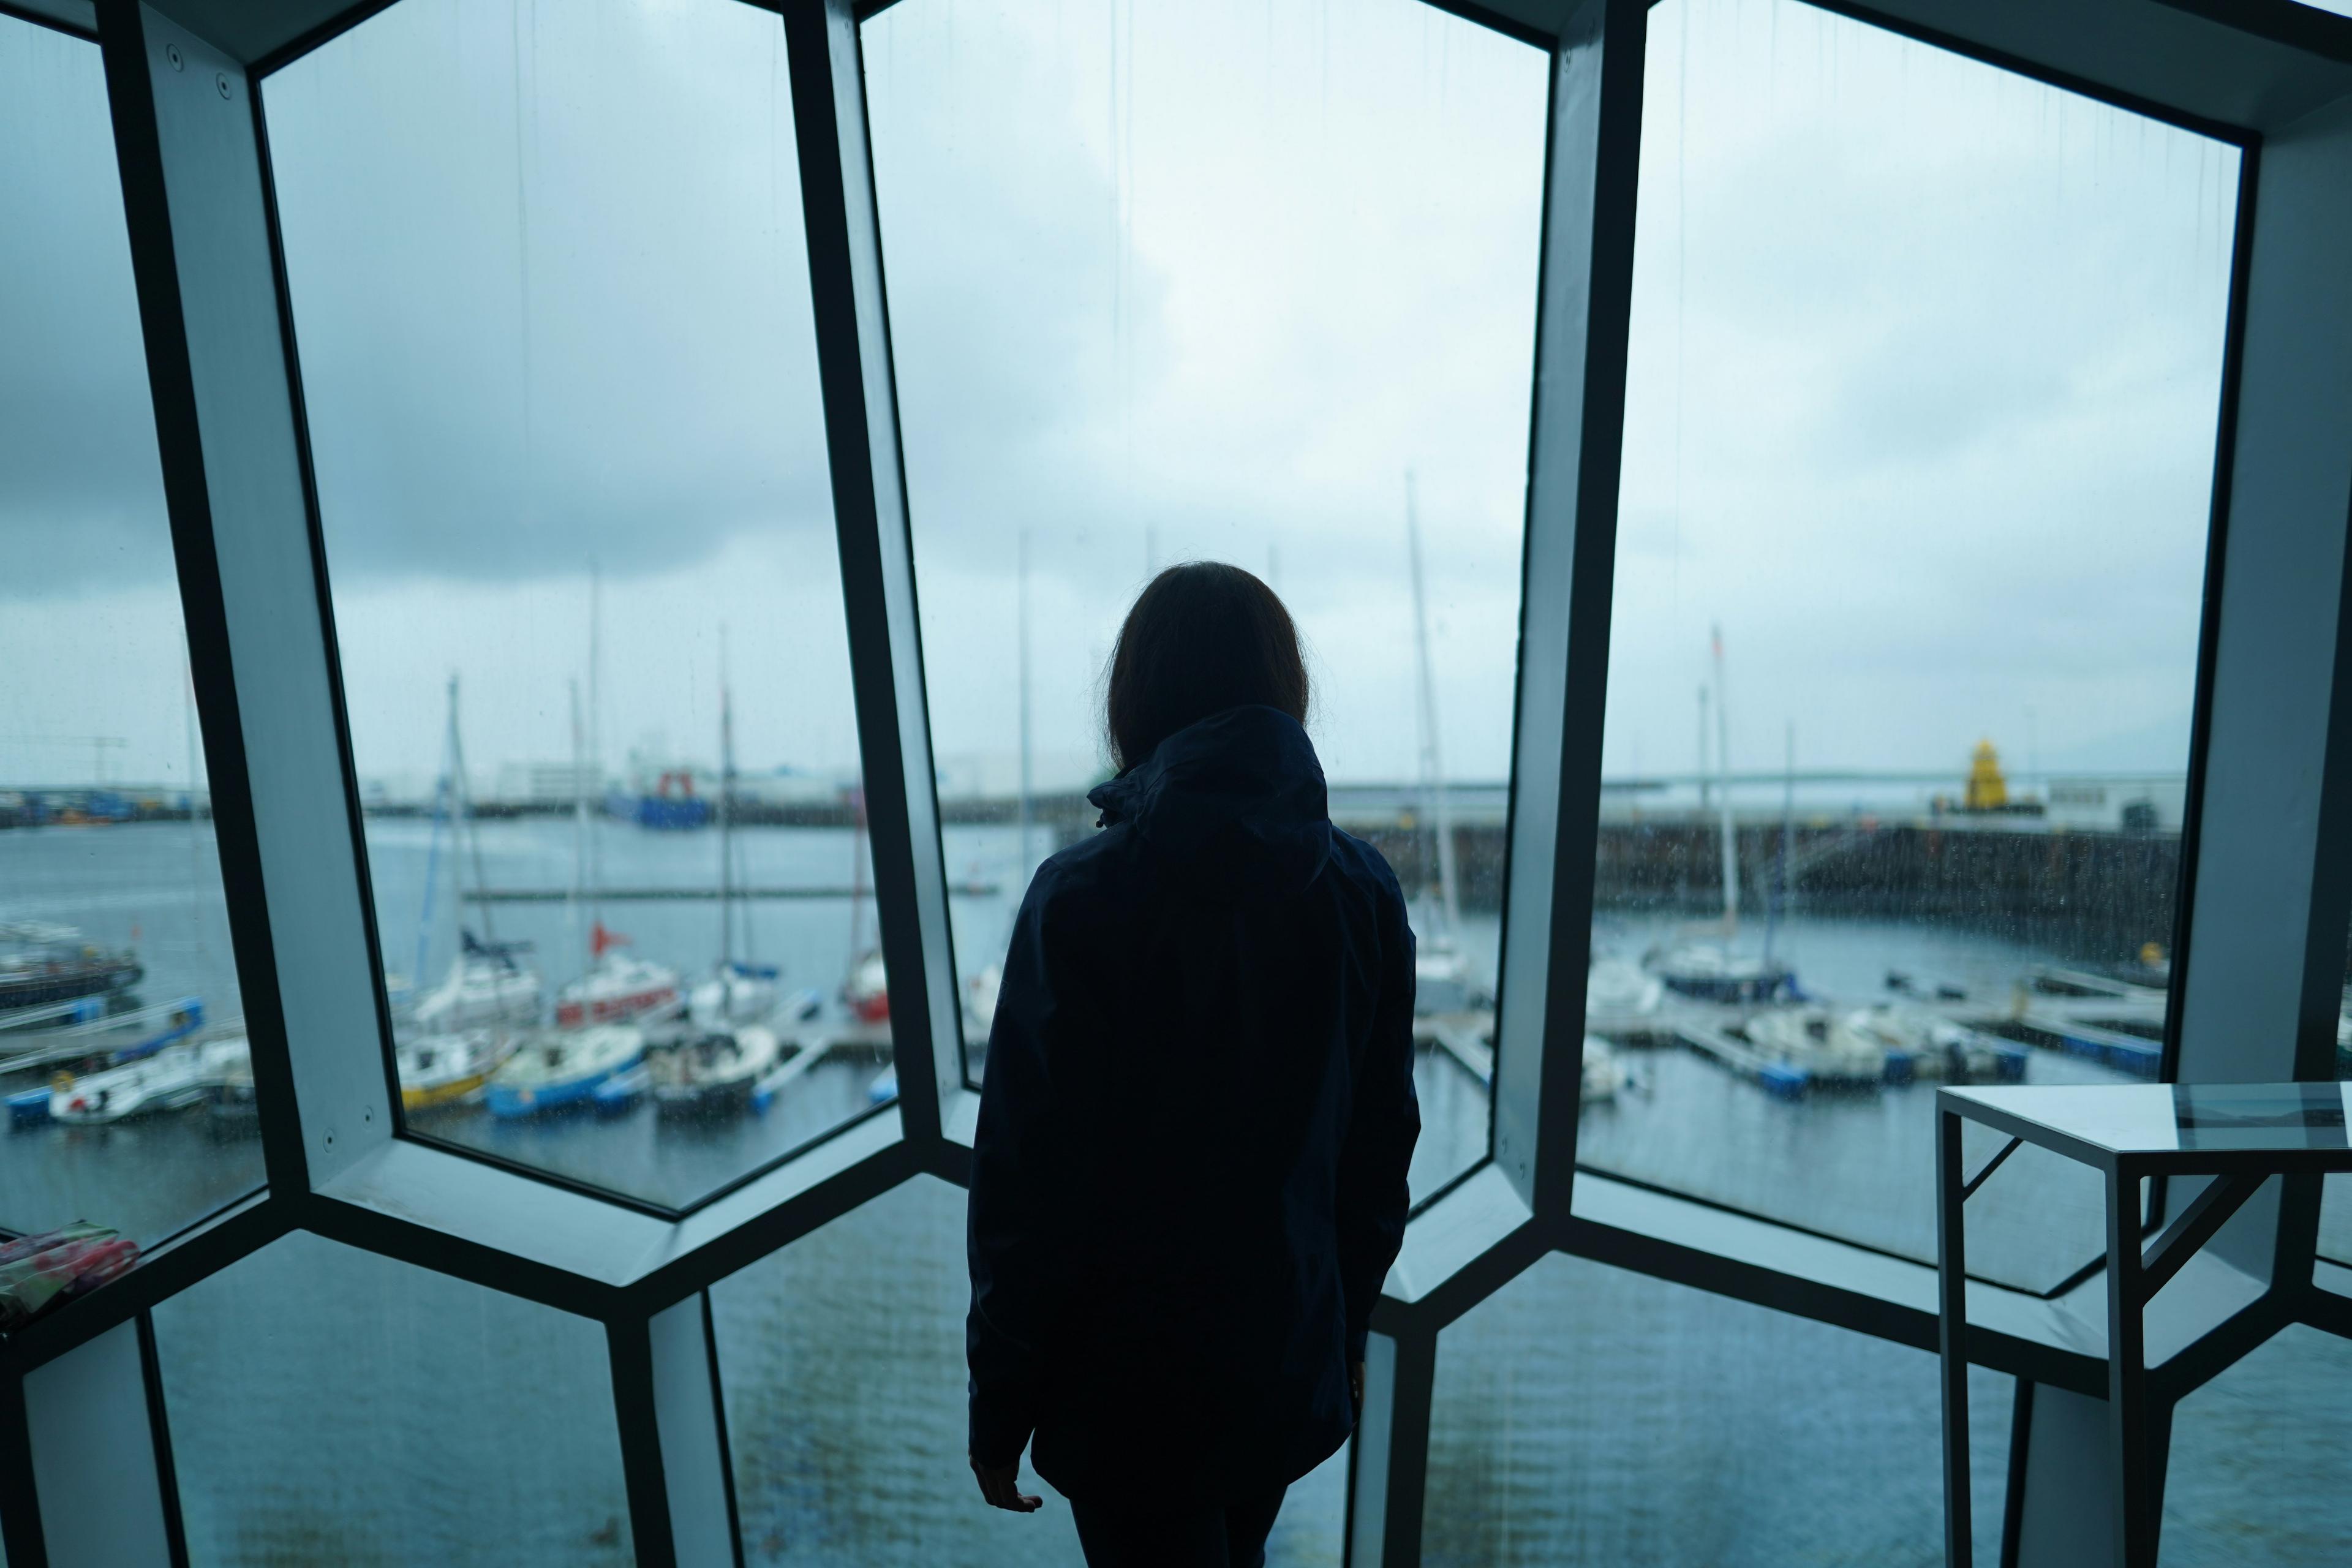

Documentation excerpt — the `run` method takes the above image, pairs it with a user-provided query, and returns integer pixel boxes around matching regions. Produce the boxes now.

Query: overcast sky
[1,0,2239,797]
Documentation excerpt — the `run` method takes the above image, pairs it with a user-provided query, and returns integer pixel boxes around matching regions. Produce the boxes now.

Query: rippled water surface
[10,821,2349,1562]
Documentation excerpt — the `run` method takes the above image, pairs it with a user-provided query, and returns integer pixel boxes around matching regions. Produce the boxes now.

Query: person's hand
[973,1457,1043,1513]
[1350,1360,1366,1417]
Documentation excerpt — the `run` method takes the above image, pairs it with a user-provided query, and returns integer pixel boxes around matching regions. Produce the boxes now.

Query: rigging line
[1672,1,1688,614]
[511,0,535,529]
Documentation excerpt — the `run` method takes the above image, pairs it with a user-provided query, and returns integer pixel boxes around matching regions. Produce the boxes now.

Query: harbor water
[4,819,2347,1564]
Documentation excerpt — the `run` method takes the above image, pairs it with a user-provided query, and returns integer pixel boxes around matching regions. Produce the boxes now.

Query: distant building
[2045,776,2187,833]
[494,761,605,807]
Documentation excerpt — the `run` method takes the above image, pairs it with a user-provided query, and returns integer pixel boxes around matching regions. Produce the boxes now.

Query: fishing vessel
[0,923,141,1012]
[647,1025,783,1120]
[396,1029,516,1112]
[414,933,542,1032]
[47,1033,250,1125]
[485,1024,645,1119]
[555,925,682,1029]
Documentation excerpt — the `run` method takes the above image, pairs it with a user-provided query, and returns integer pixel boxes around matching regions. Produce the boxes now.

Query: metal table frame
[1936,1085,2352,1567]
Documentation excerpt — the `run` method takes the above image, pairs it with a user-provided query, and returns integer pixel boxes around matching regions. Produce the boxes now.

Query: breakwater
[1368,818,2179,965]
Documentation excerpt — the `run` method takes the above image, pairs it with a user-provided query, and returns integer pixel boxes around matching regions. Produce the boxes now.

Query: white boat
[50,1033,250,1125]
[647,1025,783,1120]
[1743,1005,1887,1085]
[965,963,1003,1042]
[1833,1005,2024,1084]
[556,929,682,1029]
[413,935,542,1032]
[1587,956,1664,1016]
[688,962,778,1027]
[842,950,890,1027]
[1582,1035,1630,1102]
[396,1029,516,1112]
[1414,937,1492,1017]
[486,1024,645,1118]
[1648,942,1796,1006]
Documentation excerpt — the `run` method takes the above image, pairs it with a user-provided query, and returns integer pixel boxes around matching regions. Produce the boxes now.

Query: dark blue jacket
[966,704,1419,1502]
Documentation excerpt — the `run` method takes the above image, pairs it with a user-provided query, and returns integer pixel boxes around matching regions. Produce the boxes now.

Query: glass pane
[1580,0,2236,1284]
[263,0,894,1211]
[2321,932,2352,1266]
[864,0,1549,1202]
[151,1229,634,1566]
[1425,1251,2012,1566]
[2162,1324,2352,1564]
[0,15,260,1245]
[711,1175,1346,1566]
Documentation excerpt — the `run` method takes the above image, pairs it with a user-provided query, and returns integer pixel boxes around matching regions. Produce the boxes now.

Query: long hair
[1105,562,1310,772]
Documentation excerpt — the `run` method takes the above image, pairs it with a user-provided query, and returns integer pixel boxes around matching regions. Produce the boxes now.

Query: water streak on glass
[263,0,899,1208]
[710,1173,1346,1566]
[1580,0,2238,1292]
[0,15,262,1246]
[153,1231,636,1566]
[1423,1251,2015,1567]
[864,0,1550,1205]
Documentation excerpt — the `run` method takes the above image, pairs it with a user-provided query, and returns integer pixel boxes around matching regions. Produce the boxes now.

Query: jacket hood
[1088,706,1333,898]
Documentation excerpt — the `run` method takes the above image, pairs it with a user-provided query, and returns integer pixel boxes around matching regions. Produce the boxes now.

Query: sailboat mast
[1711,625,1738,928]
[1017,530,1033,879]
[569,679,587,969]
[449,673,494,942]
[587,562,603,937]
[718,630,736,967]
[1406,473,1460,935]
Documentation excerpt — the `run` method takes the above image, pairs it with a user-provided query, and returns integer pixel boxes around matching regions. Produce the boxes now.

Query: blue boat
[484,1025,645,1120]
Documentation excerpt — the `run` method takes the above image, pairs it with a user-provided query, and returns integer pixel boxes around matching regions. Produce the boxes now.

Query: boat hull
[0,961,142,1011]
[402,1069,493,1113]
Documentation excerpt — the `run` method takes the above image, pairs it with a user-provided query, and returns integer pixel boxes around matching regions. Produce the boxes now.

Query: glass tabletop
[1943,1082,2352,1156]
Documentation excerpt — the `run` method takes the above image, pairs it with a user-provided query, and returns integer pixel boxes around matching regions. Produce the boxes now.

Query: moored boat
[842,951,889,1026]
[396,1029,517,1112]
[1588,956,1664,1017]
[556,925,681,1029]
[647,1025,783,1120]
[1648,943,1799,1006]
[48,1033,250,1125]
[1414,937,1493,1017]
[688,961,779,1027]
[414,932,542,1032]
[1743,1005,1885,1085]
[0,922,141,1012]
[1582,1036,1632,1102]
[486,1024,645,1120]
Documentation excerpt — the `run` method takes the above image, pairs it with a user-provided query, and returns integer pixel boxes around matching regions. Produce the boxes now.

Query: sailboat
[1648,627,1798,1005]
[1401,475,1490,1024]
[485,1022,646,1119]
[688,641,779,1027]
[411,676,544,1032]
[647,1024,786,1120]
[555,923,682,1028]
[396,1028,514,1112]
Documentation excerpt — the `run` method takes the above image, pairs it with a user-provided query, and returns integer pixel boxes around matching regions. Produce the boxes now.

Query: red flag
[590,922,631,959]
